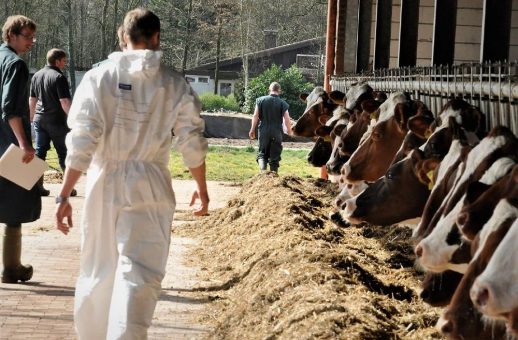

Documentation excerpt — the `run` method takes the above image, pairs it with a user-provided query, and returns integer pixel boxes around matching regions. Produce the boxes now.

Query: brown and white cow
[341,93,433,183]
[415,127,518,274]
[326,99,382,175]
[457,164,518,240]
[337,149,434,226]
[291,87,343,138]
[470,218,518,335]
[437,199,515,340]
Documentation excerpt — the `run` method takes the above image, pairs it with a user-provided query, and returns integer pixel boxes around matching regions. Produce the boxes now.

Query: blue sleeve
[1,60,29,122]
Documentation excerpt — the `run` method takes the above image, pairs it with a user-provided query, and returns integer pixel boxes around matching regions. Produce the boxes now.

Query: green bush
[199,93,240,112]
[243,64,314,119]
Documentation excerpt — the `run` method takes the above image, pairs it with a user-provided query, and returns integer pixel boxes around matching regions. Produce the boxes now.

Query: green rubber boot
[2,225,33,284]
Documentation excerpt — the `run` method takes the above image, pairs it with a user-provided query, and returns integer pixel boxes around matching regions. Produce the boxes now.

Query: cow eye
[372,131,382,141]
[386,171,393,180]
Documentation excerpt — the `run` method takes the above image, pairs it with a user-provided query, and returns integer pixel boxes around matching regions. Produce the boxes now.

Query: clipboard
[0,144,48,190]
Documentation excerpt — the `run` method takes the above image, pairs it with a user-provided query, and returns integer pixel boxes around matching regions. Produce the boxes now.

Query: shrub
[199,93,240,112]
[242,64,315,119]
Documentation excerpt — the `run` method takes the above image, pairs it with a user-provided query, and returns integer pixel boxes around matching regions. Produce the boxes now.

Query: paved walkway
[0,176,239,339]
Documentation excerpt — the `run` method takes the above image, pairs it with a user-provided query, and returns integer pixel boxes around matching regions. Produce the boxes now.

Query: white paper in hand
[0,144,48,190]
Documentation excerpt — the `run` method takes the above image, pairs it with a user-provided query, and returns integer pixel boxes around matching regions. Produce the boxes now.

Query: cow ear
[318,115,329,125]
[373,91,387,103]
[394,103,409,129]
[299,93,309,102]
[464,181,490,205]
[329,90,345,105]
[361,99,381,113]
[415,157,440,188]
[415,101,434,120]
[408,115,434,139]
[315,125,332,137]
[461,105,483,133]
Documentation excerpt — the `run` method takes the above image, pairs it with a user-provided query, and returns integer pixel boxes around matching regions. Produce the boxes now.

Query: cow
[291,87,342,138]
[437,199,516,340]
[457,164,518,240]
[415,127,518,274]
[337,117,461,226]
[327,99,382,175]
[341,93,434,183]
[338,149,434,226]
[470,218,518,334]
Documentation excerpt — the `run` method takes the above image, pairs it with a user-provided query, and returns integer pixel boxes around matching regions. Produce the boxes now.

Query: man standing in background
[0,15,39,283]
[249,81,292,173]
[30,48,76,196]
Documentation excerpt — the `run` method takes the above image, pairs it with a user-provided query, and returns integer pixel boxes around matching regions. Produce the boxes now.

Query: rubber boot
[258,159,267,173]
[2,225,33,284]
[36,176,50,197]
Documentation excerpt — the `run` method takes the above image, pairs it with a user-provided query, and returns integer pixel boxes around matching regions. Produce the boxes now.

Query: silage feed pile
[177,173,442,339]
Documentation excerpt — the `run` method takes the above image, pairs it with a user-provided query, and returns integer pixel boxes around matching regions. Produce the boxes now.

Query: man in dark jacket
[30,48,76,196]
[0,15,39,283]
[249,82,292,172]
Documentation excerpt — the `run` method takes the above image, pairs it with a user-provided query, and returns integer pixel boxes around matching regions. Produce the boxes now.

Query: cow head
[342,95,429,183]
[438,204,514,340]
[307,136,333,167]
[292,87,342,137]
[458,163,518,240]
[419,271,464,307]
[470,218,518,324]
[339,149,434,226]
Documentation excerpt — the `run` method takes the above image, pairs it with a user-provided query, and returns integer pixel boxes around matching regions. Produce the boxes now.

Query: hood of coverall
[108,50,162,79]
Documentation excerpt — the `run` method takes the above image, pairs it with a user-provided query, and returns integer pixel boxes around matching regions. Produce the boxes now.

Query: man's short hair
[2,15,36,43]
[269,82,281,92]
[123,8,160,46]
[47,48,67,65]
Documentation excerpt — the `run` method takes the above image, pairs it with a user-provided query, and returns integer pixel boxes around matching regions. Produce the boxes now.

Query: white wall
[185,74,236,97]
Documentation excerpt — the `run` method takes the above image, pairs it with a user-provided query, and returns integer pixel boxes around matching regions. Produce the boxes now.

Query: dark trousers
[257,130,283,171]
[33,119,69,170]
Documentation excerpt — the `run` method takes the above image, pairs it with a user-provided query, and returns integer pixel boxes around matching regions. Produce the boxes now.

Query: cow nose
[415,244,424,258]
[471,284,490,308]
[440,319,455,336]
[457,212,469,227]
[334,197,343,208]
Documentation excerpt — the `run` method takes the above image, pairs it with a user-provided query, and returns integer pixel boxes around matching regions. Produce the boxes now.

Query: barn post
[324,0,338,92]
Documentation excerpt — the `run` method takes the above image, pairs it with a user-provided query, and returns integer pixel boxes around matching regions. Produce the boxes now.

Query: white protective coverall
[65,49,207,339]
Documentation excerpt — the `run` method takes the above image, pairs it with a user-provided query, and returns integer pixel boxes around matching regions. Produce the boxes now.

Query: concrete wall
[201,112,310,142]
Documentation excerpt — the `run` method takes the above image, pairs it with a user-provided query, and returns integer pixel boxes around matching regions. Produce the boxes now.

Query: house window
[198,77,209,84]
[186,76,195,83]
[219,82,232,96]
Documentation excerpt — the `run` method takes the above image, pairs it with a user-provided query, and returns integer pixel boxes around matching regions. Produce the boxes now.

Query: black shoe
[1,264,33,284]
[39,188,50,196]
[70,189,77,197]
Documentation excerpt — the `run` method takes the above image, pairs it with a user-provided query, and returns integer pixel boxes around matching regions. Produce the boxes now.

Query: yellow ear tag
[324,135,333,143]
[370,112,377,120]
[426,170,435,190]
[424,128,432,139]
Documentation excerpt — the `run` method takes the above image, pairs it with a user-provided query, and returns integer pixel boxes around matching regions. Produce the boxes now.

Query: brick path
[0,177,239,339]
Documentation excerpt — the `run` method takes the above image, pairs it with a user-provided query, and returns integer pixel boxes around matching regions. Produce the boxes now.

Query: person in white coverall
[55,8,209,339]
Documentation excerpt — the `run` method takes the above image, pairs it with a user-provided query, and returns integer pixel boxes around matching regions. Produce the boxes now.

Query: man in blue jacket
[0,15,39,283]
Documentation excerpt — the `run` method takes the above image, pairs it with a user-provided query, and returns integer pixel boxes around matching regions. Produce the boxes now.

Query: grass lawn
[45,145,320,181]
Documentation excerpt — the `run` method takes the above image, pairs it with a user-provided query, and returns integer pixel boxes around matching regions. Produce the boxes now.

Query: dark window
[219,82,232,96]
